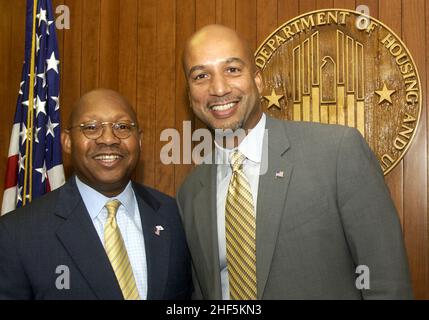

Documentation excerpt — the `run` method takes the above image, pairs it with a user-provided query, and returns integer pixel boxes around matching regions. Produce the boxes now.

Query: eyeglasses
[67,121,137,140]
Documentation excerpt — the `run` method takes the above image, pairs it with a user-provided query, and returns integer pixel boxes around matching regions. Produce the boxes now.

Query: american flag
[1,0,65,215]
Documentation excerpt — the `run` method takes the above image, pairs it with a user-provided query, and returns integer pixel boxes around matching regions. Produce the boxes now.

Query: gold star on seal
[264,89,284,110]
[375,82,396,105]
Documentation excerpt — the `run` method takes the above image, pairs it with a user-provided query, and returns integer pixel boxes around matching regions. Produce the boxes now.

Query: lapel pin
[275,170,285,178]
[154,225,164,236]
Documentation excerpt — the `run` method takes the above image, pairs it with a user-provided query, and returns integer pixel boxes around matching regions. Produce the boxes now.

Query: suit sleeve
[190,261,203,300]
[0,218,33,299]
[176,187,203,300]
[336,128,413,299]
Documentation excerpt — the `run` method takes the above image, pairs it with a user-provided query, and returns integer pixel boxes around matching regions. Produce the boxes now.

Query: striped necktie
[104,199,140,300]
[225,151,257,300]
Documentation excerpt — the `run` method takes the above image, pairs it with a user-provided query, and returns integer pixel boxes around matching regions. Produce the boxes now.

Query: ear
[138,130,143,150]
[254,69,264,95]
[187,87,193,109]
[61,130,72,154]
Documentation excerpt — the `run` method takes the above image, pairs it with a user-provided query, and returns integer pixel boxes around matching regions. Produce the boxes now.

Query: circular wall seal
[255,9,422,175]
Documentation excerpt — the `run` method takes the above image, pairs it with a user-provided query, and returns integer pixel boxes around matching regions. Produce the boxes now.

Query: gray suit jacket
[177,115,413,299]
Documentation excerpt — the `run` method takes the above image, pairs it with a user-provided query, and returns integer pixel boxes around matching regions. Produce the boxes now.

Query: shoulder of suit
[0,185,63,231]
[132,181,176,206]
[267,115,360,145]
[268,115,349,134]
[176,163,208,198]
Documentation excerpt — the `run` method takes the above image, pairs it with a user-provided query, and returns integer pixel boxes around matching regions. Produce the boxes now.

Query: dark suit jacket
[177,115,413,299]
[0,177,191,300]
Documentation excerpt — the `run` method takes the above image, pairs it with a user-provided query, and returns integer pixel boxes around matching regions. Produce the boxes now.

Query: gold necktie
[225,151,257,300]
[104,199,140,300]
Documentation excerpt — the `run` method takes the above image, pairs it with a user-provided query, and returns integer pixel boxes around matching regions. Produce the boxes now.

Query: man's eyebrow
[224,57,245,65]
[188,65,206,77]
[187,57,246,77]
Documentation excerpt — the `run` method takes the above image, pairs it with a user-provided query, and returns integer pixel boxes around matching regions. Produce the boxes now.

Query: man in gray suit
[177,24,412,299]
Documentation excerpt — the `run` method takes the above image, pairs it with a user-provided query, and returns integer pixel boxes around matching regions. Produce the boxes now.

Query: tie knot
[105,199,121,218]
[230,151,246,173]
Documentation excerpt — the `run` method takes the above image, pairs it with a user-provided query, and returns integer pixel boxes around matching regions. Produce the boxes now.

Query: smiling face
[183,25,263,131]
[62,89,141,197]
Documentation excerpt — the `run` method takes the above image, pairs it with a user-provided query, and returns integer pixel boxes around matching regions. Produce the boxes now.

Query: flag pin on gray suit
[275,170,284,178]
[154,225,164,236]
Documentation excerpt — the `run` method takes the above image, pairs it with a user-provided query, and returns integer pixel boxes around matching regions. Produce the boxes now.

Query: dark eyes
[192,67,241,81]
[194,73,208,81]
[227,67,240,73]
[115,123,132,130]
[84,123,98,131]
[81,122,133,132]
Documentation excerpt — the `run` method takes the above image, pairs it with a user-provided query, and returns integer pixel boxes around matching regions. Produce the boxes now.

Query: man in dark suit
[177,25,412,299]
[0,89,191,300]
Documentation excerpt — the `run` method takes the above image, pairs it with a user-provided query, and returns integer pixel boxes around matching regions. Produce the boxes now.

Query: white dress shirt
[215,113,266,300]
[75,176,148,299]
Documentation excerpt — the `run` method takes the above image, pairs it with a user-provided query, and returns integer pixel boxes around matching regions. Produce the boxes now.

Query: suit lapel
[55,178,123,300]
[192,164,222,299]
[133,185,170,300]
[256,117,294,299]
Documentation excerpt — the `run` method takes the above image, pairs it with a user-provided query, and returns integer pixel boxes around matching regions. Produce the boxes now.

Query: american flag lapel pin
[275,170,285,178]
[154,225,164,236]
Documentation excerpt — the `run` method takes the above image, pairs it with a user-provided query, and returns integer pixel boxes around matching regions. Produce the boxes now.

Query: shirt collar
[215,113,266,165]
[238,113,266,163]
[75,176,136,221]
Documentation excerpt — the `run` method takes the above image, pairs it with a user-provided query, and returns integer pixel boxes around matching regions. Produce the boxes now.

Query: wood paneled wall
[0,0,427,298]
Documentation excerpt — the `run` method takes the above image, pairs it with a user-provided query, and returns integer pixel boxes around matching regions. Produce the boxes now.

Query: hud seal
[256,9,422,175]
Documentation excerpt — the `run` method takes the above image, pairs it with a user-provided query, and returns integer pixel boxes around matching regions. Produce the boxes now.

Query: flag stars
[35,95,47,117]
[46,52,60,73]
[22,98,36,109]
[34,127,42,143]
[46,117,59,137]
[19,81,24,95]
[36,34,42,53]
[51,96,60,111]
[35,162,48,183]
[19,124,28,145]
[36,72,47,88]
[16,186,23,203]
[18,153,26,173]
[37,9,48,27]
[46,20,54,35]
